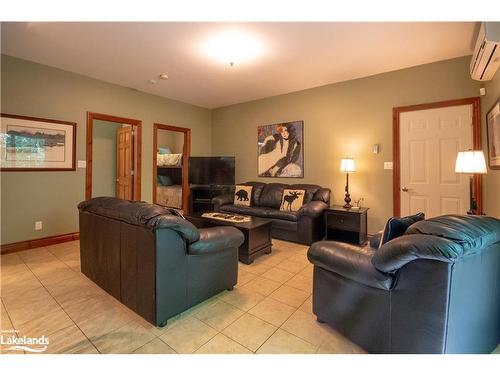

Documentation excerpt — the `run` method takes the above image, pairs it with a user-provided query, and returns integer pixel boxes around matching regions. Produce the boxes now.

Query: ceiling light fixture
[202,30,263,67]
[159,73,169,80]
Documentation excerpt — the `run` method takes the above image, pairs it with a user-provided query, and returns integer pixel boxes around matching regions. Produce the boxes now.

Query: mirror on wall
[153,124,191,212]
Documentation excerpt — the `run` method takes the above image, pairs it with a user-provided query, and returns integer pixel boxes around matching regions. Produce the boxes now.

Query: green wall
[211,56,488,233]
[91,120,122,198]
[1,55,212,245]
[2,53,498,244]
[481,70,500,218]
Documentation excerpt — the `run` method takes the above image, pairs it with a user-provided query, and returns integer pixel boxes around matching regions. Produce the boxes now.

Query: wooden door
[116,126,133,200]
[399,105,473,217]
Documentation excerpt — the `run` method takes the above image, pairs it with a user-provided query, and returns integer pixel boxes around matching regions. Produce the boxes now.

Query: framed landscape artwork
[257,120,304,178]
[486,99,500,170]
[0,114,76,171]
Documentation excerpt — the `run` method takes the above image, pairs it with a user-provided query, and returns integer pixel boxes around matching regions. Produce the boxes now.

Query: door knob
[402,187,409,192]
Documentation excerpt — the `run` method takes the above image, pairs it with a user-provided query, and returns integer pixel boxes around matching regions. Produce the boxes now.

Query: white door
[400,105,472,218]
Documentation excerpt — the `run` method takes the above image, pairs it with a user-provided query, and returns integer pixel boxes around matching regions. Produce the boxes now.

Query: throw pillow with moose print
[280,189,305,212]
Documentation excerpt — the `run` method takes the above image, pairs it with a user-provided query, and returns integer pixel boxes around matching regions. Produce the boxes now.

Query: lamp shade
[340,158,356,173]
[455,150,487,174]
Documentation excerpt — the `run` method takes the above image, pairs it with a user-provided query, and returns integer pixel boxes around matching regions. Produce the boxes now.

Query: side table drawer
[326,212,359,230]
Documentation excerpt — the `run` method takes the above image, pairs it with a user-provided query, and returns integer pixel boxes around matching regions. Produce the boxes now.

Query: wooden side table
[324,205,369,245]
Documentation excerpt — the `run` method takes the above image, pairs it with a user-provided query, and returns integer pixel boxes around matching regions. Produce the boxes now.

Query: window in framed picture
[0,113,76,171]
[486,99,500,170]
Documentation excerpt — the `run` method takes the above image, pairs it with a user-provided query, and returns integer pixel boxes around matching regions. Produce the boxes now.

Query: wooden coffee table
[186,212,272,264]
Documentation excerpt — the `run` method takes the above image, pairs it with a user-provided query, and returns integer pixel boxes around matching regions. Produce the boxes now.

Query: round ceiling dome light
[202,30,263,67]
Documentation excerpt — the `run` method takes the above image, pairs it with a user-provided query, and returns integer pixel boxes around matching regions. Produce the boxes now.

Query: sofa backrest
[405,215,500,253]
[372,215,500,273]
[240,181,266,206]
[242,181,330,208]
[78,196,200,243]
[258,183,288,209]
[289,184,321,204]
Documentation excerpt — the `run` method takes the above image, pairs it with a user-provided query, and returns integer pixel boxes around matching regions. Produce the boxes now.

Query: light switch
[77,160,86,168]
[384,162,393,170]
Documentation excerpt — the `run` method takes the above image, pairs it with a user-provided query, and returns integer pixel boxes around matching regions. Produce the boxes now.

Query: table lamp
[340,157,356,209]
[455,150,487,215]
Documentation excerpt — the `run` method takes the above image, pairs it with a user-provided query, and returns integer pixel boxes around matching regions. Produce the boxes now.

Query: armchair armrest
[308,241,393,290]
[312,188,331,205]
[371,234,461,273]
[212,194,234,211]
[298,201,328,218]
[369,231,382,249]
[188,226,244,255]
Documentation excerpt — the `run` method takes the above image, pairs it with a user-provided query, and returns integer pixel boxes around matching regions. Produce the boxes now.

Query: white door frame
[393,97,483,217]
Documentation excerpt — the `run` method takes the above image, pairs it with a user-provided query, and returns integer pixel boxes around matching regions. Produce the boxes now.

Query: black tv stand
[190,185,234,214]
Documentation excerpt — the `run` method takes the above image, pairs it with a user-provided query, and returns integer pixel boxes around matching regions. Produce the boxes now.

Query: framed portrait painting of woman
[257,120,304,178]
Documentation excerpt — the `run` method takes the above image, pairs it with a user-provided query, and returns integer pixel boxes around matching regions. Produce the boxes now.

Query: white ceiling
[1,22,478,109]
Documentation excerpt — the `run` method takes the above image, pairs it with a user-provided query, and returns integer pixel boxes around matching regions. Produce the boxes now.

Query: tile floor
[0,238,366,354]
[1,239,498,355]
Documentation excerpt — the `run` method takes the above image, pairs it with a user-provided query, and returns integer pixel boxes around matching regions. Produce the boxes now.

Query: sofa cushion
[241,182,266,206]
[220,205,269,218]
[259,183,287,209]
[379,212,425,248]
[234,185,252,207]
[289,184,321,204]
[221,205,299,222]
[280,189,305,212]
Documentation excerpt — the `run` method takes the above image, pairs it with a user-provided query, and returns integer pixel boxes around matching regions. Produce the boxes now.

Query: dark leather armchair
[308,215,500,353]
[78,197,244,326]
[213,182,331,244]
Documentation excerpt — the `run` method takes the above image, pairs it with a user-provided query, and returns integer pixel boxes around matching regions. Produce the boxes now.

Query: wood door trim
[393,97,482,217]
[86,112,142,200]
[153,123,191,213]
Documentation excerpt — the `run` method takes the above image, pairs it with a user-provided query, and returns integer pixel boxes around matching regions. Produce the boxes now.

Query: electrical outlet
[35,221,42,231]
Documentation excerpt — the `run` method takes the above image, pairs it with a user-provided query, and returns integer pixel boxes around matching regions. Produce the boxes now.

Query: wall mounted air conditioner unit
[470,22,500,81]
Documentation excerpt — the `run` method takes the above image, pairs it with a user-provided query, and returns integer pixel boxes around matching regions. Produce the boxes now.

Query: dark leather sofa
[308,215,500,353]
[78,197,244,326]
[212,181,331,245]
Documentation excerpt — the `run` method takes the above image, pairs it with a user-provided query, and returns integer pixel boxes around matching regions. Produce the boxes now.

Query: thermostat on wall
[77,160,86,169]
[384,162,393,170]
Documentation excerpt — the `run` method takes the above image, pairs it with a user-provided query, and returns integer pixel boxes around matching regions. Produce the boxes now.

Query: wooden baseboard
[0,232,80,255]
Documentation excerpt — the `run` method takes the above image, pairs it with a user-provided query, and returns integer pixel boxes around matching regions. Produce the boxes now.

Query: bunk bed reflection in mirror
[153,124,191,212]
[156,149,183,209]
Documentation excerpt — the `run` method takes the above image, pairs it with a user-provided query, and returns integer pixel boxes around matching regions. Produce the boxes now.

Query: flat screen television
[189,156,235,186]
